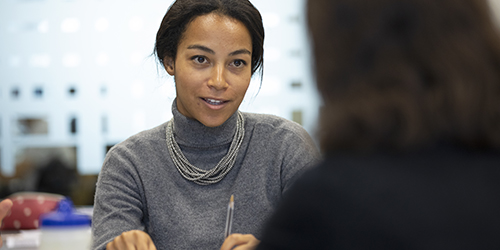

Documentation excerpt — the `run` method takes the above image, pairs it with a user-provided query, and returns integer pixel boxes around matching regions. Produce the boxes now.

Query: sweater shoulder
[242,112,319,157]
[108,122,167,153]
[243,112,307,135]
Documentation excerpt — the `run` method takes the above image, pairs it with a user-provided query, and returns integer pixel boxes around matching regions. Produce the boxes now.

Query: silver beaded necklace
[165,111,245,185]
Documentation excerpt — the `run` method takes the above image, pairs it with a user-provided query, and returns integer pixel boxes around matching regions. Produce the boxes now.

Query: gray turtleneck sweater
[91,102,320,250]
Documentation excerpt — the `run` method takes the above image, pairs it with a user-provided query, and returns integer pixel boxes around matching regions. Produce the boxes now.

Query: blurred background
[2,0,500,206]
[0,0,319,205]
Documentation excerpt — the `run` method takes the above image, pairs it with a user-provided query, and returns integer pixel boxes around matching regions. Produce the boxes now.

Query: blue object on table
[39,198,91,227]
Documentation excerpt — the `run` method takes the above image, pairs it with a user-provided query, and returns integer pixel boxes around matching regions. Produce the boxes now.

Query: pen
[224,195,234,238]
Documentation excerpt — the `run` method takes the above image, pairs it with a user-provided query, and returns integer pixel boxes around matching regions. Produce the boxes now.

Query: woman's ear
[163,57,175,76]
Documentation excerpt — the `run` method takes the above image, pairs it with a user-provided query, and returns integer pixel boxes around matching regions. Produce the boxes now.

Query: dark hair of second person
[256,0,500,249]
[309,0,500,152]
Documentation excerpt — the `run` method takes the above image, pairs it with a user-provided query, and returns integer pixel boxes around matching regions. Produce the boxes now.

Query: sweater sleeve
[91,145,147,250]
[279,122,321,194]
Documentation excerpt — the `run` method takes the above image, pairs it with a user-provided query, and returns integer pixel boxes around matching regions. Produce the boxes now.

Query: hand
[220,233,260,250]
[0,199,14,248]
[106,230,157,250]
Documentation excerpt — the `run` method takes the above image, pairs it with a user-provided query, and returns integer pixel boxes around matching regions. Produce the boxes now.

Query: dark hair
[308,0,500,152]
[154,0,264,77]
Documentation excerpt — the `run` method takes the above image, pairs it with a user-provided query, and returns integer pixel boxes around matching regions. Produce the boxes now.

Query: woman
[257,0,500,249]
[91,0,319,250]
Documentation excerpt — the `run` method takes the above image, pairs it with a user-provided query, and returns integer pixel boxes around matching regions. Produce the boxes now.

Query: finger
[220,233,241,250]
[232,235,260,250]
[107,239,134,250]
[0,199,13,219]
[232,239,260,250]
[221,234,259,250]
[115,235,137,250]
[136,237,157,250]
[106,241,116,250]
[128,230,156,250]
[107,235,134,250]
[148,240,158,250]
[108,230,156,250]
[0,200,10,249]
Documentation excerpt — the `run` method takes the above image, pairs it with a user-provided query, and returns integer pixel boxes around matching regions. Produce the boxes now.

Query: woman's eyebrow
[187,44,215,54]
[187,45,251,57]
[229,49,251,56]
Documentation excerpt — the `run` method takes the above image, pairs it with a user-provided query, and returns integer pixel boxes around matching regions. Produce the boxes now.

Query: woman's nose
[207,64,228,90]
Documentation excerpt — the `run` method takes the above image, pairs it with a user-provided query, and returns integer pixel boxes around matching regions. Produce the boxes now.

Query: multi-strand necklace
[165,112,245,185]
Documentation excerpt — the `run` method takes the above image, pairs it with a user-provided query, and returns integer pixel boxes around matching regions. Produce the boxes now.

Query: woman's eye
[192,56,207,64]
[231,60,246,68]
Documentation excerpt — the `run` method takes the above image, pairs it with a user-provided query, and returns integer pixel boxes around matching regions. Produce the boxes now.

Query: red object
[1,192,64,230]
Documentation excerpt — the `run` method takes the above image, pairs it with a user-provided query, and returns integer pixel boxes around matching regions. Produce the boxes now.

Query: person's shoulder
[243,112,306,134]
[277,159,333,209]
[107,121,168,154]
[296,159,331,182]
[242,112,318,153]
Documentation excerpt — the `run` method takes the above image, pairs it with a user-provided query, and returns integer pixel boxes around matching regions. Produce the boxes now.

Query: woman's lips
[201,98,228,109]
[203,98,226,105]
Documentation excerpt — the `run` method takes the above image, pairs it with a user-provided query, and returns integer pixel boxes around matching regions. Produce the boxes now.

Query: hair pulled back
[154,0,264,76]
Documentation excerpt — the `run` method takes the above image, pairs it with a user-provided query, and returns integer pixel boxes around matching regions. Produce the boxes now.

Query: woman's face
[164,13,253,127]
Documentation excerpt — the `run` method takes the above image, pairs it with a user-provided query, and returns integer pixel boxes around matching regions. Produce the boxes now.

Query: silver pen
[224,195,234,238]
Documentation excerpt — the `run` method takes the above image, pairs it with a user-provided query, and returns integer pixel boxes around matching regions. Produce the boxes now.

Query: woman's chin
[197,114,232,128]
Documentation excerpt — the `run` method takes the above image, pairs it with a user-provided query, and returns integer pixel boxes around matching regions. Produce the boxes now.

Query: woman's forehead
[178,13,252,54]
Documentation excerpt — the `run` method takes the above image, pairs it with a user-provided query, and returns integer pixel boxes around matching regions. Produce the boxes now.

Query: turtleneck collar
[171,99,239,147]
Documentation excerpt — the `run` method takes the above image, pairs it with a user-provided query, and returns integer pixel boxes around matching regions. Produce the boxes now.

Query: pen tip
[230,195,234,203]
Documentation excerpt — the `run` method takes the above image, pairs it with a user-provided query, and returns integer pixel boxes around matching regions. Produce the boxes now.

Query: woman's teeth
[204,98,224,105]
